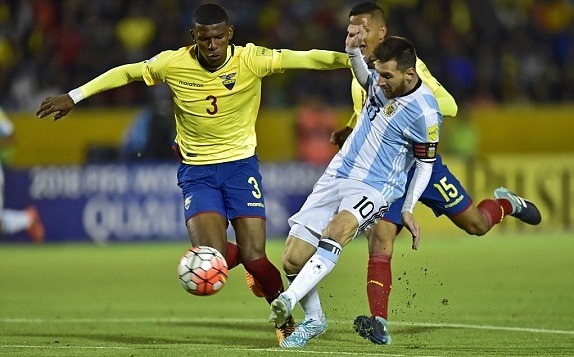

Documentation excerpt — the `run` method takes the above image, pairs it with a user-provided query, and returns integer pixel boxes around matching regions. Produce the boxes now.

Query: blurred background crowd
[1,0,573,111]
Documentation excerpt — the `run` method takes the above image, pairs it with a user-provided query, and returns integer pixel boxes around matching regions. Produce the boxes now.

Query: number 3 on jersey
[248,177,262,199]
[206,95,218,115]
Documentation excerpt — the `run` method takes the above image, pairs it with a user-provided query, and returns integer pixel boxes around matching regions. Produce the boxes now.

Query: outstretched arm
[280,49,350,70]
[36,62,144,120]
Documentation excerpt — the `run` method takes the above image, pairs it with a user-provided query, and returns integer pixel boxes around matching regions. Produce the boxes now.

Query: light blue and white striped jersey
[325,71,442,204]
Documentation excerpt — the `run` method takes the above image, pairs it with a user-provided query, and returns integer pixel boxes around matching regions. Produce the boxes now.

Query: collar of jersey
[397,78,422,98]
[195,44,235,73]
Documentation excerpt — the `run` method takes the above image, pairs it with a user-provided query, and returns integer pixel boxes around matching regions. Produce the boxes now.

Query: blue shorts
[177,155,266,221]
[383,155,473,226]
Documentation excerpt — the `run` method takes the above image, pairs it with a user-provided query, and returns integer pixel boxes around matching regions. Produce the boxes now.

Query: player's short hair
[349,1,386,25]
[193,3,229,25]
[373,36,417,71]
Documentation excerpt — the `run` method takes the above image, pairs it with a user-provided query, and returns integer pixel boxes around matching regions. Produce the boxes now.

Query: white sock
[2,209,31,234]
[286,274,324,322]
[283,238,342,307]
[300,286,324,321]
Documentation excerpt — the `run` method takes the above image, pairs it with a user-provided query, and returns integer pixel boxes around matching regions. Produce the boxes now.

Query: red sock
[497,198,513,216]
[244,256,284,304]
[224,242,241,269]
[477,198,510,227]
[367,252,392,320]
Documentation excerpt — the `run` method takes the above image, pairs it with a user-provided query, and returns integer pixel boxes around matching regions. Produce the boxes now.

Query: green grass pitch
[1,232,573,356]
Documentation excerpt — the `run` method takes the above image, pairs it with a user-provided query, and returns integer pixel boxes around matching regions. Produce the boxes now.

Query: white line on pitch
[0,345,443,356]
[241,348,443,357]
[392,321,574,335]
[1,317,572,335]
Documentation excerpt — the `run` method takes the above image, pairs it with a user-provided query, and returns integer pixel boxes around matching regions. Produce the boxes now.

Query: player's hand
[401,211,420,250]
[330,126,353,148]
[36,94,75,121]
[345,24,366,49]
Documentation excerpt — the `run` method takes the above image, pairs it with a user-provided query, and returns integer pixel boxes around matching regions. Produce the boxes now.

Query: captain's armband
[413,142,438,163]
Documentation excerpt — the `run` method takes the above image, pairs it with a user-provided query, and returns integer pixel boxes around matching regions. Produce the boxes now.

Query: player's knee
[281,251,306,275]
[322,221,356,246]
[367,222,397,250]
[367,222,396,241]
[462,221,490,236]
[237,242,266,262]
[281,238,315,275]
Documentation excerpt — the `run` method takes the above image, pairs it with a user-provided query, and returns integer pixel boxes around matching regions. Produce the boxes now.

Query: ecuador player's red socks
[367,252,392,320]
[497,198,513,217]
[224,242,241,269]
[244,256,284,304]
[477,198,512,227]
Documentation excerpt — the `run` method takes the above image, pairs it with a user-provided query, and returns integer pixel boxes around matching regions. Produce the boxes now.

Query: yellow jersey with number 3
[75,43,348,164]
[142,44,283,165]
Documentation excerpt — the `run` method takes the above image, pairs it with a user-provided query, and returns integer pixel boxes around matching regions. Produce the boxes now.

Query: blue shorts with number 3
[177,155,266,222]
[383,154,473,226]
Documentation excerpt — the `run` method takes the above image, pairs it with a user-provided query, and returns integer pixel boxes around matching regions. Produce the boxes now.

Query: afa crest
[219,73,237,90]
[427,144,437,158]
[383,100,398,117]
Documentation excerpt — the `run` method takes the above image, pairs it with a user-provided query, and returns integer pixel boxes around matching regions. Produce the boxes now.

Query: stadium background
[1,0,573,242]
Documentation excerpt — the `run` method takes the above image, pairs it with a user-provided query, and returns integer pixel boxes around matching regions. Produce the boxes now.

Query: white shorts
[288,174,388,247]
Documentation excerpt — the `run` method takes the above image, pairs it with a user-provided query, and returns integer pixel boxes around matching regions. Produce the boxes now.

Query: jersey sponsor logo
[427,124,439,142]
[219,73,237,90]
[179,81,204,87]
[256,46,273,57]
[383,100,398,117]
[444,194,465,209]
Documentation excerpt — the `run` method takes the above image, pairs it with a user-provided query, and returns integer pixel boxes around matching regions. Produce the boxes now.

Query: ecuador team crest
[219,73,236,90]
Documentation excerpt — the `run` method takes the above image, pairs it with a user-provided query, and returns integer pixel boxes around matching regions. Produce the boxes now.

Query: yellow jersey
[142,44,283,164]
[78,43,349,165]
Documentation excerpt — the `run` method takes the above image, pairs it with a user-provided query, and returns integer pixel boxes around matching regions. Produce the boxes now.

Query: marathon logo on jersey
[247,202,264,208]
[383,100,398,117]
[427,124,439,142]
[184,196,192,210]
[256,46,273,57]
[219,73,237,90]
[179,81,204,87]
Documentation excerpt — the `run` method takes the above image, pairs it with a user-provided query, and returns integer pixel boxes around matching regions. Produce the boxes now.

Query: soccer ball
[178,246,228,296]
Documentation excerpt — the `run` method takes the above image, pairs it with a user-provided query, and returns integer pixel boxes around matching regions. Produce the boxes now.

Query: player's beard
[382,81,406,99]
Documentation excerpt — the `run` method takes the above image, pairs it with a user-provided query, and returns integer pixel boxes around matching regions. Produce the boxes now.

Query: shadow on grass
[4,321,276,347]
